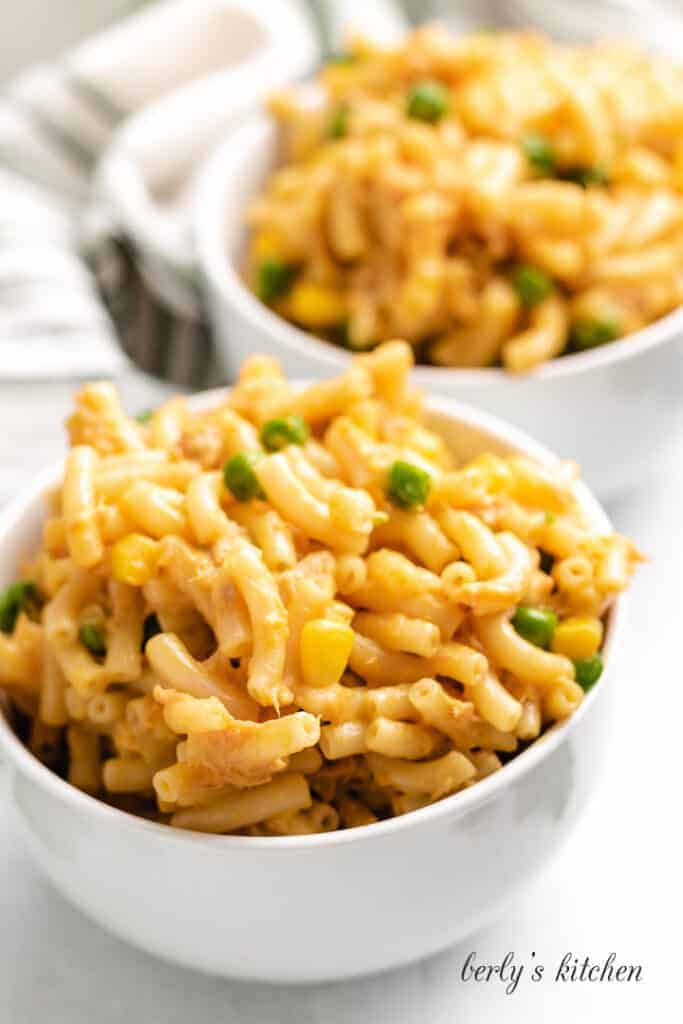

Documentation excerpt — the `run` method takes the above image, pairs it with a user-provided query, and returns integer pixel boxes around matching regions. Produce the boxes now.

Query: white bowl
[92,1,319,322]
[0,388,623,981]
[195,116,683,503]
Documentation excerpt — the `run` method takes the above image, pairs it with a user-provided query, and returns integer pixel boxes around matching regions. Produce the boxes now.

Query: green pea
[329,105,349,139]
[406,80,450,123]
[142,612,162,650]
[79,623,106,657]
[386,460,431,509]
[511,605,558,649]
[562,165,609,188]
[261,415,309,452]
[0,580,38,634]
[135,409,153,424]
[521,133,556,175]
[223,452,264,502]
[511,264,554,308]
[257,260,297,304]
[573,654,604,691]
[570,318,619,351]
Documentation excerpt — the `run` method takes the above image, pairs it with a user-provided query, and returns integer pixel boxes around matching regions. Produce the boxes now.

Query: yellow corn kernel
[252,230,284,262]
[551,616,603,660]
[288,282,347,329]
[300,619,355,688]
[325,601,355,626]
[111,533,159,587]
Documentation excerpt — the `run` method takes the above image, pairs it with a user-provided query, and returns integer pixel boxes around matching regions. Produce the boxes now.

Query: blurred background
[3,0,682,83]
[1,1,682,507]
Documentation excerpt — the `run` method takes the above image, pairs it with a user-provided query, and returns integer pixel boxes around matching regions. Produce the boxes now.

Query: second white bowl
[195,118,683,503]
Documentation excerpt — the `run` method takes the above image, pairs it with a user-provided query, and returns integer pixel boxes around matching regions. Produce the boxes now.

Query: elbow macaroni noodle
[246,27,683,371]
[0,342,640,833]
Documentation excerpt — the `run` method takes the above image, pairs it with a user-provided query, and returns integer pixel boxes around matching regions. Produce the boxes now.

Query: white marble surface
[0,370,678,1023]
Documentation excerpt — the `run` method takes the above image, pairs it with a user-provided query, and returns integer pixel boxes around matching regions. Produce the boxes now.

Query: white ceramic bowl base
[10,696,607,982]
[196,119,683,504]
[0,393,622,981]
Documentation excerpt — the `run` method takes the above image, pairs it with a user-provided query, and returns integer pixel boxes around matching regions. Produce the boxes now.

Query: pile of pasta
[0,342,641,834]
[247,26,683,370]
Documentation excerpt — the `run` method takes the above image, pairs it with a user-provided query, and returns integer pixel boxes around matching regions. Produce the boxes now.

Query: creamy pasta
[246,27,683,371]
[0,342,641,833]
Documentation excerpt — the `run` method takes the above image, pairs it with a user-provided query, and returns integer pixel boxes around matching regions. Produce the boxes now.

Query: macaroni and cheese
[246,27,683,371]
[0,342,640,833]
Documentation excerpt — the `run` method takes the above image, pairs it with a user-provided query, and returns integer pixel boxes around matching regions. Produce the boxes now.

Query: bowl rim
[194,115,683,384]
[0,387,625,850]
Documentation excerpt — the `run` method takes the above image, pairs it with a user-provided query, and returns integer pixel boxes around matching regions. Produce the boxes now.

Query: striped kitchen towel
[0,0,408,389]
[0,0,320,387]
